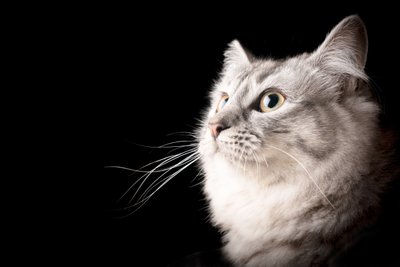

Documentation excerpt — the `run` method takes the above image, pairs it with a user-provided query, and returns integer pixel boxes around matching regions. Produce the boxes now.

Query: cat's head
[198,15,379,182]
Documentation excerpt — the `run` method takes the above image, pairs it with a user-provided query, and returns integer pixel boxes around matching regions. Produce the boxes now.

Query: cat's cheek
[198,137,217,158]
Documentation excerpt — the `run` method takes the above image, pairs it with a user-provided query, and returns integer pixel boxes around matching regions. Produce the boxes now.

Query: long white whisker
[137,152,199,202]
[243,152,248,177]
[165,145,197,155]
[189,170,205,188]
[158,142,196,149]
[118,149,197,203]
[105,166,138,172]
[105,164,189,174]
[139,155,200,202]
[266,144,335,209]
[137,147,197,172]
[124,156,200,214]
[138,156,199,206]
[166,131,197,138]
[252,151,261,180]
[130,140,196,149]
[238,147,246,171]
[127,149,198,204]
[260,154,269,168]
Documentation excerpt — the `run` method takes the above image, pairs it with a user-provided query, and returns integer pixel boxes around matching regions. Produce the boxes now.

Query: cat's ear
[223,40,253,71]
[311,15,368,79]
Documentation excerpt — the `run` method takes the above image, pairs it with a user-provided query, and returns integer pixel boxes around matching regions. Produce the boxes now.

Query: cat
[120,15,398,266]
[194,15,398,267]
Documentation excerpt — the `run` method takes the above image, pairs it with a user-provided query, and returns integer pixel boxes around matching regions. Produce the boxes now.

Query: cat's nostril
[209,123,228,139]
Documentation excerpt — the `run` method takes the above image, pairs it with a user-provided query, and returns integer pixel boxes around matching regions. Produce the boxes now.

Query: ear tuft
[223,40,252,70]
[312,15,368,79]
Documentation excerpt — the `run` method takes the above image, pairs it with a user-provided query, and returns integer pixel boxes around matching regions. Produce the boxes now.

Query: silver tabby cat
[197,15,394,266]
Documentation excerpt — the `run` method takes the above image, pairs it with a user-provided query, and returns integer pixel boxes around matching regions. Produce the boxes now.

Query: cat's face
[198,16,378,183]
[199,56,338,172]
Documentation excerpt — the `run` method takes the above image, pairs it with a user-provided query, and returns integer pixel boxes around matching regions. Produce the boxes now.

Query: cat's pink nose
[209,123,227,139]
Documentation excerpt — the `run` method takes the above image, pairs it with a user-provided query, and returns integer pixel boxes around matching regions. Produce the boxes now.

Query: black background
[98,4,400,267]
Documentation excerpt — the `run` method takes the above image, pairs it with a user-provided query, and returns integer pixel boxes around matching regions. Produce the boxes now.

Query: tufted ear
[223,40,253,71]
[311,15,368,79]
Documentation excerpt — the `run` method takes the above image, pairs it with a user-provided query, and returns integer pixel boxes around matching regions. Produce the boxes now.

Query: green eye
[217,94,229,112]
[260,92,285,112]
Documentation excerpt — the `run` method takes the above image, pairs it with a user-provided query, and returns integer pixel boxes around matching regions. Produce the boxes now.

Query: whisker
[140,155,200,200]
[165,144,197,155]
[243,152,248,177]
[265,144,335,209]
[127,149,198,204]
[105,166,138,172]
[118,149,197,203]
[189,170,205,188]
[238,147,246,170]
[166,131,198,138]
[252,151,261,180]
[137,152,199,202]
[123,156,200,215]
[129,140,196,149]
[158,142,196,149]
[112,132,203,214]
[137,147,197,172]
[260,154,270,169]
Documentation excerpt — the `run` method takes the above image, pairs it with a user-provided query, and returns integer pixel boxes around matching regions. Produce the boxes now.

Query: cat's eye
[217,94,229,112]
[259,92,285,112]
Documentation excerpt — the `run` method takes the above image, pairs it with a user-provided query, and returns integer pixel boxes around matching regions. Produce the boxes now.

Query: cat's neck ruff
[204,154,312,227]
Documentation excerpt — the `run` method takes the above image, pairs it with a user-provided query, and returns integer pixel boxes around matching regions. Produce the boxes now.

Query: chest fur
[203,158,307,238]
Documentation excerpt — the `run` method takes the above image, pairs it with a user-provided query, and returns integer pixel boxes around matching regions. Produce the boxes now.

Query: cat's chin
[221,153,258,167]
[198,138,217,158]
[199,141,243,163]
[207,149,269,175]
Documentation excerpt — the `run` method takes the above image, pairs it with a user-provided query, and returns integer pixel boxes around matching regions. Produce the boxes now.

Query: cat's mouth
[208,130,264,166]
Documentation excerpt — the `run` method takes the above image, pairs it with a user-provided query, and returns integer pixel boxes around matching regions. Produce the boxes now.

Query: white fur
[197,15,390,266]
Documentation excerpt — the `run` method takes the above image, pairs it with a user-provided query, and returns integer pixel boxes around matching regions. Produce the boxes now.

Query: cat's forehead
[222,56,310,102]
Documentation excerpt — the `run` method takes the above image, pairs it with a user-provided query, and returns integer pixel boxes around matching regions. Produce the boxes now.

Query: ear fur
[223,40,253,72]
[311,15,368,80]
